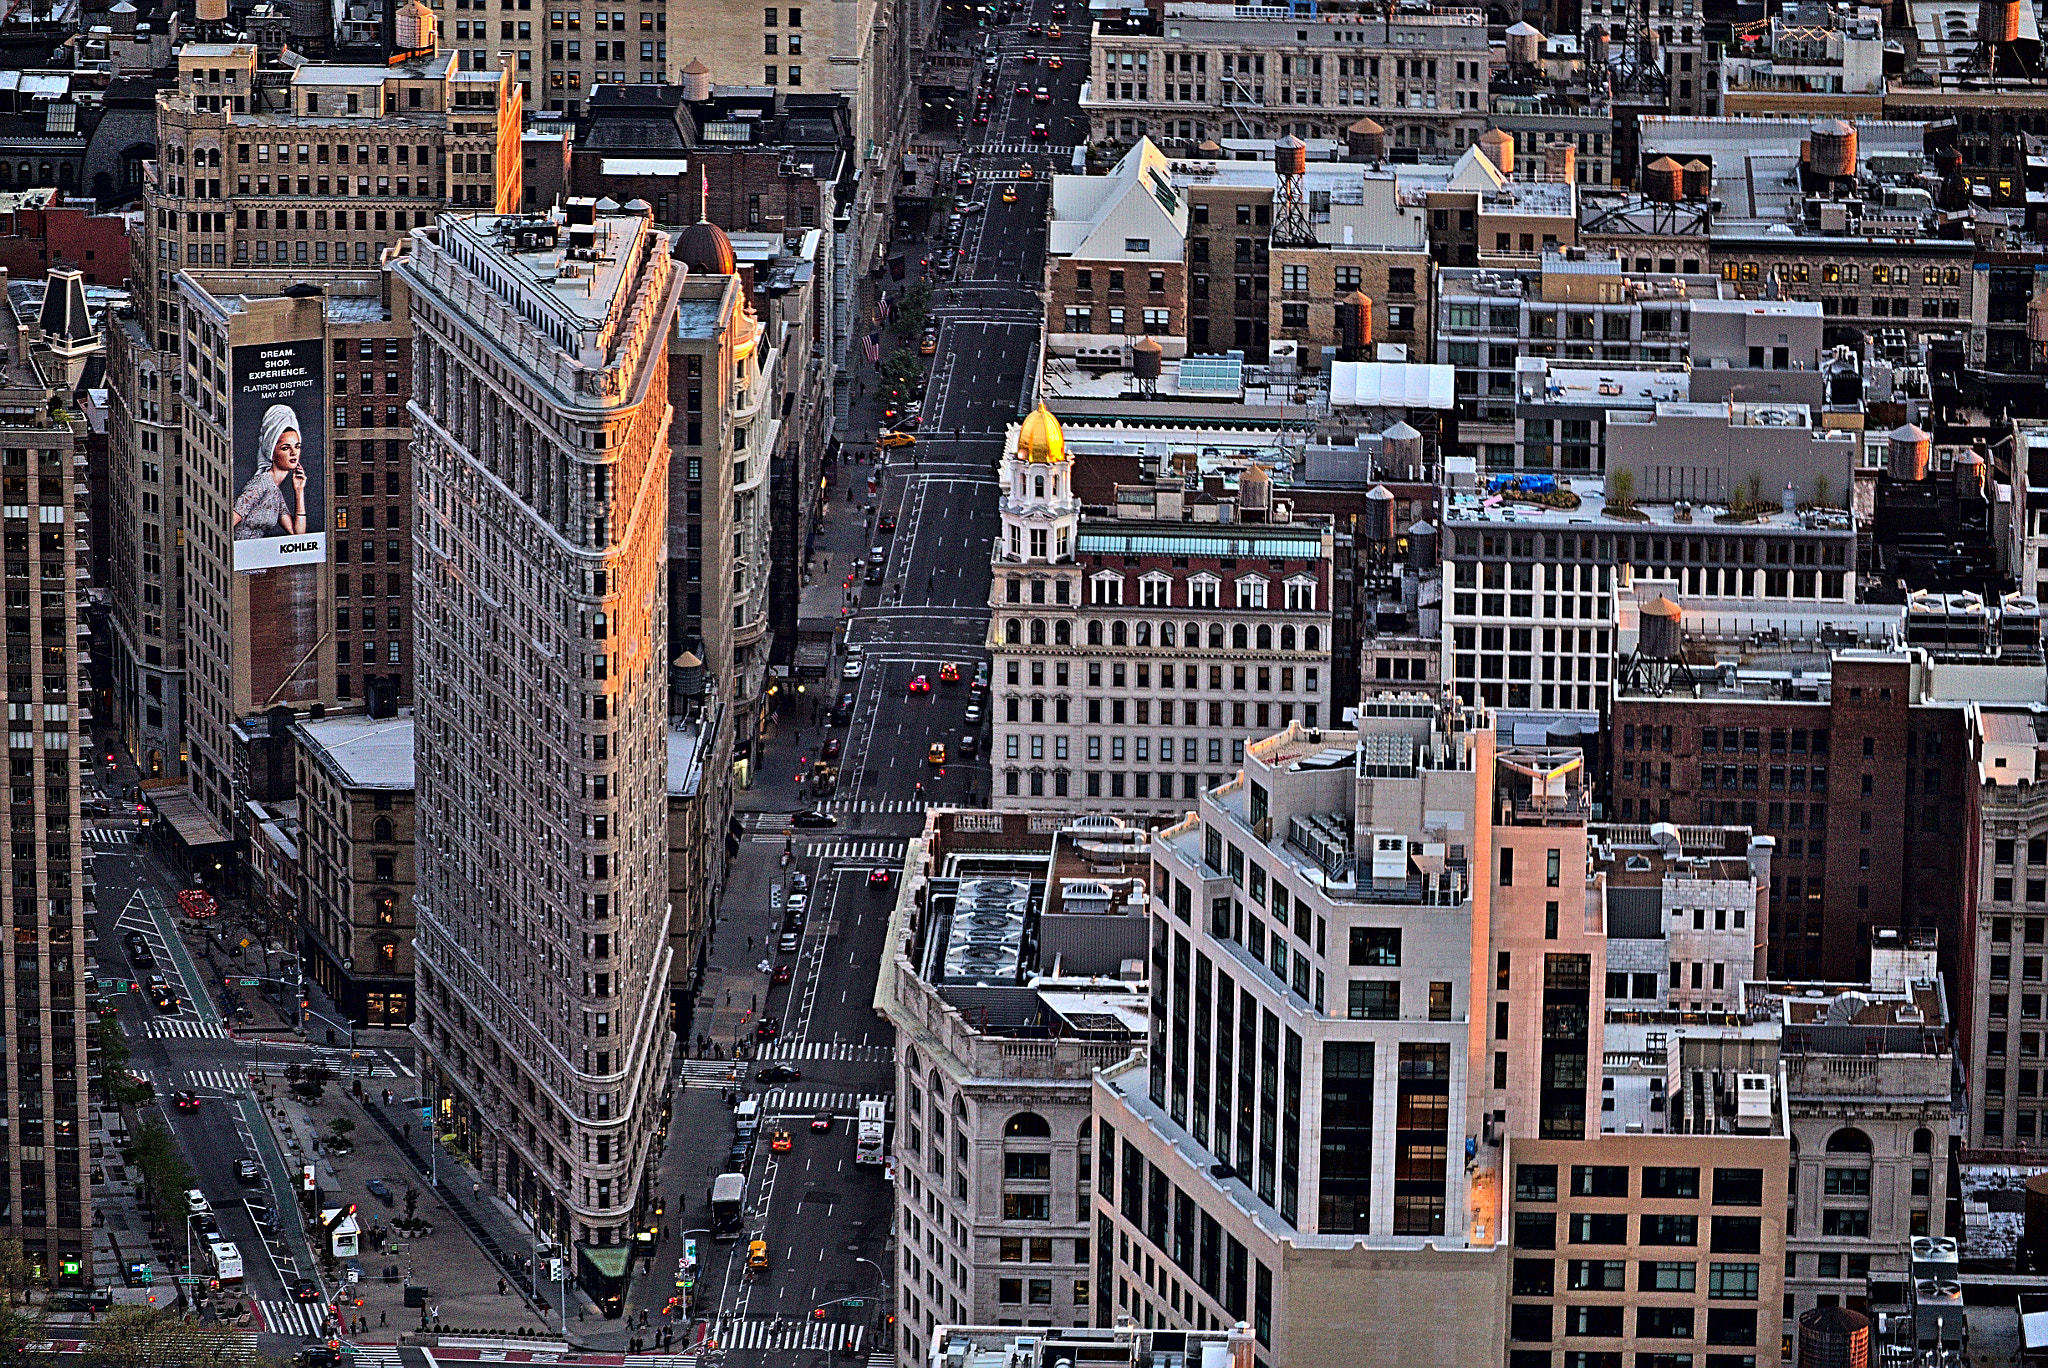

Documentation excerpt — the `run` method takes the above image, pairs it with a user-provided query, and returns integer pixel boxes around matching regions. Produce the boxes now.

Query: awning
[146,786,232,849]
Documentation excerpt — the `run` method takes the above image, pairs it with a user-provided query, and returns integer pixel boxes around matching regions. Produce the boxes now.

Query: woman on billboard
[232,402,310,542]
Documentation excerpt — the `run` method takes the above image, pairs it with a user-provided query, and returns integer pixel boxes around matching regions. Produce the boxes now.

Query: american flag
[863,332,882,364]
[877,293,892,322]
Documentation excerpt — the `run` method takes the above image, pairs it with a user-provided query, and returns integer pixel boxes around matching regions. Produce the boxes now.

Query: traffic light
[813,1307,827,1320]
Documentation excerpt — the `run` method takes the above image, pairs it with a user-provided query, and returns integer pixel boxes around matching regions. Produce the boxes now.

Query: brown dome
[673,218,735,276]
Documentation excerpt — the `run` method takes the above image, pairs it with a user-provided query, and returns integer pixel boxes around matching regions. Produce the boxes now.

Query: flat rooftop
[436,209,653,327]
[922,1325,1245,1368]
[293,711,416,789]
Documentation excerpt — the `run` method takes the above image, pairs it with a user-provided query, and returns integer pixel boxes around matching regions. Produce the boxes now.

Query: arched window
[1006,618,1022,645]
[1111,621,1127,647]
[1232,624,1248,650]
[904,1046,921,1073]
[1034,475,1045,498]
[1030,619,1046,644]
[376,938,397,970]
[1087,620,1104,645]
[1186,622,1201,649]
[1825,1127,1872,1153]
[1305,625,1321,652]
[1256,625,1272,650]
[1007,575,1021,604]
[373,892,396,925]
[1004,1111,1051,1138]
[1160,622,1175,647]
[373,817,394,842]
[1913,1127,1934,1155]
[1135,622,1151,647]
[1281,625,1296,650]
[1208,623,1224,649]
[1054,620,1071,645]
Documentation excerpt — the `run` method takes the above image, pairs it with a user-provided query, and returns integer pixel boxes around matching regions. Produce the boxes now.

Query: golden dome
[1018,403,1068,465]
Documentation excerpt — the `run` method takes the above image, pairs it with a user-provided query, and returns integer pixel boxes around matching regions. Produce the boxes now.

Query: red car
[939,662,961,684]
[773,964,792,984]
[908,675,931,693]
[1015,81,1031,94]
[822,737,843,759]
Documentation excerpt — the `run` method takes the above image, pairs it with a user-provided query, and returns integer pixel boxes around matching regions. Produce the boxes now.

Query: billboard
[230,340,327,572]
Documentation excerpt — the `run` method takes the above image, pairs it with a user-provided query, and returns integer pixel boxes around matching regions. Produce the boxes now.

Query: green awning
[579,1244,632,1278]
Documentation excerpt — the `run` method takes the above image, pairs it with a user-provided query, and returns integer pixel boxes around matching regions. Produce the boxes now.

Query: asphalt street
[675,5,1075,1362]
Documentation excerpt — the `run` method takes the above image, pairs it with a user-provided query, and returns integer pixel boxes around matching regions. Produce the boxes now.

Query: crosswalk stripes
[85,827,138,845]
[803,840,908,863]
[343,1348,406,1368]
[976,142,1075,155]
[620,1355,697,1368]
[677,1058,748,1086]
[708,1318,864,1354]
[256,1300,328,1338]
[866,1354,896,1368]
[753,1040,895,1063]
[146,1018,230,1039]
[816,799,927,814]
[182,1068,252,1092]
[759,1088,892,1117]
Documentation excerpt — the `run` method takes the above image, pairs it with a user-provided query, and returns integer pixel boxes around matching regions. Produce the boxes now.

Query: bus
[204,1240,244,1287]
[855,1099,887,1166]
[710,1171,746,1240]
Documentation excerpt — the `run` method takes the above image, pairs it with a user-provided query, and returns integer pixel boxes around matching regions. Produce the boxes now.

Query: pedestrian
[380,1310,387,1327]
[473,1181,481,1198]
[498,1278,507,1296]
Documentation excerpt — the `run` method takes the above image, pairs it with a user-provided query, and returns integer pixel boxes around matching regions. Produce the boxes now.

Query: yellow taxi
[1001,187,1018,203]
[928,743,948,765]
[939,661,961,683]
[748,1240,769,1271]
[1048,55,1064,69]
[879,431,917,448]
[1018,165,1035,180]
[919,329,938,355]
[1047,24,1062,37]
[770,1129,793,1153]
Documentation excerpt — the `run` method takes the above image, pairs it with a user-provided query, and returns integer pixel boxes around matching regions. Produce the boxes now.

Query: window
[1643,1167,1699,1200]
[1640,1261,1696,1292]
[1820,1209,1869,1238]
[1709,1216,1762,1253]
[1348,980,1399,1019]
[1566,1260,1626,1290]
[1712,1168,1764,1206]
[1821,1168,1870,1197]
[1515,1212,1557,1249]
[1707,1263,1758,1300]
[1515,1165,1558,1202]
[1571,1166,1628,1198]
[1568,1212,1627,1244]
[1639,1214,1698,1246]
[1350,927,1401,965]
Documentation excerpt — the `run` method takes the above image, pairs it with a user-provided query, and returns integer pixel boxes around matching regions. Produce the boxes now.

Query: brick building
[1045,140,1189,363]
[1608,648,1976,982]
[0,188,132,286]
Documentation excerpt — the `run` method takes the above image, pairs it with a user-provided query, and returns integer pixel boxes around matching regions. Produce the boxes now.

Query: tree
[94,1019,153,1111]
[1812,474,1832,509]
[327,1118,356,1152]
[1608,466,1637,512]
[80,1306,262,1368]
[0,1238,45,1352]
[128,1122,193,1237]
[403,1188,419,1219]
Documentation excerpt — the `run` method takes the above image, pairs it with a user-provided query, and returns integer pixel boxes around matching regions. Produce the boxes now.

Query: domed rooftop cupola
[1018,402,1068,464]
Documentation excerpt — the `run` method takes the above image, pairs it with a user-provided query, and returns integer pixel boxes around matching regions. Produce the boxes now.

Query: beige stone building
[877,810,1150,1339]
[292,710,417,1028]
[103,33,520,790]
[1081,7,1492,156]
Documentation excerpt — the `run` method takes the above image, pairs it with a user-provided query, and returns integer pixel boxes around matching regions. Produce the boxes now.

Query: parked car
[235,1159,262,1186]
[778,931,801,954]
[366,1177,394,1206]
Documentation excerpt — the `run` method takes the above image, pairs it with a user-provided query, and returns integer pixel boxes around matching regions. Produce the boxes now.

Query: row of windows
[1001,619,1325,653]
[1511,1258,1759,1297]
[1514,1165,1763,1204]
[1514,1211,1764,1251]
